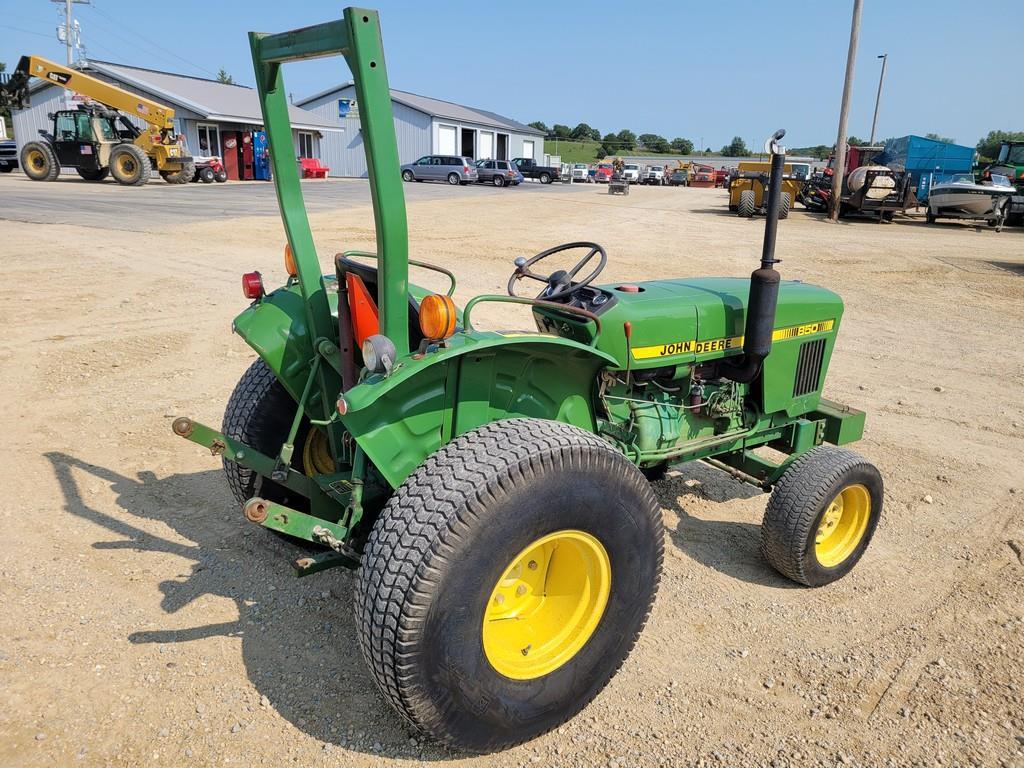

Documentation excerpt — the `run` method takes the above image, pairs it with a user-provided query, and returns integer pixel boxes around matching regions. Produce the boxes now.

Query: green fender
[340,333,618,489]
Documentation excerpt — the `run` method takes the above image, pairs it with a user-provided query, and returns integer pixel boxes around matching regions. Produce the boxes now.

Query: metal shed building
[12,60,339,179]
[296,83,545,178]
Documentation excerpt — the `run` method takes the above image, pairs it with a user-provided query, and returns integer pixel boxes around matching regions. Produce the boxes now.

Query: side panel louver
[793,337,826,397]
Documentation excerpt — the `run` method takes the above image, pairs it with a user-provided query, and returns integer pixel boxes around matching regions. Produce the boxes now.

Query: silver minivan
[400,155,478,185]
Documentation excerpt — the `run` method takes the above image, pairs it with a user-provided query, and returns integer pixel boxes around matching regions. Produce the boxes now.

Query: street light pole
[52,0,90,66]
[869,53,888,145]
[829,0,862,222]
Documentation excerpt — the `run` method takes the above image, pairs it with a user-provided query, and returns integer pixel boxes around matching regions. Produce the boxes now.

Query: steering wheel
[507,241,607,302]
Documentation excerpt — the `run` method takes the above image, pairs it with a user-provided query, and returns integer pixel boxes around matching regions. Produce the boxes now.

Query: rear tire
[926,209,936,224]
[160,160,195,184]
[738,189,756,218]
[355,418,663,752]
[215,169,228,183]
[109,144,151,186]
[75,166,109,182]
[221,359,326,512]
[778,192,791,219]
[20,141,60,182]
[760,446,882,586]
[447,172,460,185]
[539,172,551,184]
[492,175,505,187]
[199,166,216,184]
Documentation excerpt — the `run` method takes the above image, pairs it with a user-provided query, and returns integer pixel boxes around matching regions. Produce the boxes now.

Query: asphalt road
[0,173,590,231]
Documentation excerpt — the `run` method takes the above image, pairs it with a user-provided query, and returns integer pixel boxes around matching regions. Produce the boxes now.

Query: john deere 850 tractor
[172,8,882,752]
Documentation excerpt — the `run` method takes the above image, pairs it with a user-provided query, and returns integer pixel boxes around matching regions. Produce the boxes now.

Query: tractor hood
[587,277,843,369]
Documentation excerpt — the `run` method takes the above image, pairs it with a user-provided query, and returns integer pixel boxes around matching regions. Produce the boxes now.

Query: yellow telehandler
[0,55,193,185]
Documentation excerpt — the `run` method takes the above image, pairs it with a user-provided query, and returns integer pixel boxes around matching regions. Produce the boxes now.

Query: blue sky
[2,0,1020,150]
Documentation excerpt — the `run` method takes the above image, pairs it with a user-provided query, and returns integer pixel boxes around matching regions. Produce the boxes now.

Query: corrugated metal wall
[300,86,431,177]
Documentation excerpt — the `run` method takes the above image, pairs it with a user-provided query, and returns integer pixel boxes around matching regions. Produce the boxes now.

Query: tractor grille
[793,338,826,397]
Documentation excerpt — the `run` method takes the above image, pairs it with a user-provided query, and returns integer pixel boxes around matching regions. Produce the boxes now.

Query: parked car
[594,164,614,183]
[622,163,642,184]
[668,169,688,187]
[0,139,18,173]
[643,165,665,185]
[512,157,560,183]
[474,158,518,187]
[571,163,589,183]
[400,155,478,185]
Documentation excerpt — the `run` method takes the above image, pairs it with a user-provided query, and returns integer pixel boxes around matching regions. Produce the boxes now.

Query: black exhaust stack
[724,129,786,384]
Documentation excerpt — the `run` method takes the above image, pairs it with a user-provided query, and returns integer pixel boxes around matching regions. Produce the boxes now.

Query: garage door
[479,131,494,159]
[438,125,457,155]
[522,139,535,159]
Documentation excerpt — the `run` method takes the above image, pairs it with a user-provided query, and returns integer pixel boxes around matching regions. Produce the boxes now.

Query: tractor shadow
[654,461,799,589]
[43,452,453,762]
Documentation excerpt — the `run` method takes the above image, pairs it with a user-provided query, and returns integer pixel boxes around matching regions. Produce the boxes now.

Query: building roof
[296,82,545,136]
[30,60,338,131]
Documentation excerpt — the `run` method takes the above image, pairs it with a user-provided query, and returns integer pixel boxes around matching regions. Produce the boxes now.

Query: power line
[85,3,219,78]
[0,23,55,38]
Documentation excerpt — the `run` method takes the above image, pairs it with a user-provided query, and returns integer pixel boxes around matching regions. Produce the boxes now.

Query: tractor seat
[335,255,425,349]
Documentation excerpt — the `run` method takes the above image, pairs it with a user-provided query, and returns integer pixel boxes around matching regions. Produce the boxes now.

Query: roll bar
[249,9,411,355]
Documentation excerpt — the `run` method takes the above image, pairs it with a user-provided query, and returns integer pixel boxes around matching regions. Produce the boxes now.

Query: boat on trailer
[927,173,1015,230]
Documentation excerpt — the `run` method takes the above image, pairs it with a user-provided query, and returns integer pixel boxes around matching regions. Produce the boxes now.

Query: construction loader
[0,55,193,185]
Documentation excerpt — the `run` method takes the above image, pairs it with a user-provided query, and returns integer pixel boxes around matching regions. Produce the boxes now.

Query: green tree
[847,135,866,146]
[599,132,619,155]
[719,136,749,157]
[551,123,572,139]
[670,137,694,154]
[924,132,955,144]
[528,121,549,134]
[976,130,1024,161]
[216,68,234,84]
[571,122,599,141]
[615,129,636,151]
[596,146,608,160]
[638,133,669,152]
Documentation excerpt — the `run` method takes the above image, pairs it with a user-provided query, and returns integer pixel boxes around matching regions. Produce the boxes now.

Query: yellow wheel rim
[27,149,45,170]
[301,428,334,477]
[117,154,136,175]
[482,530,610,680]
[814,484,871,568]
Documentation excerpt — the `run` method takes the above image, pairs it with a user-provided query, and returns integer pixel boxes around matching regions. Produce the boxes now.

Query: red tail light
[464,166,470,173]
[242,271,265,300]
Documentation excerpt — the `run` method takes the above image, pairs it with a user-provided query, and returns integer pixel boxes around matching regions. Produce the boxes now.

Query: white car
[571,163,590,183]
[622,164,642,184]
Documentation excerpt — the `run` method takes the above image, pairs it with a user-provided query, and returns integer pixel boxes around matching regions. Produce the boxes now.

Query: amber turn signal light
[284,243,298,277]
[419,294,457,341]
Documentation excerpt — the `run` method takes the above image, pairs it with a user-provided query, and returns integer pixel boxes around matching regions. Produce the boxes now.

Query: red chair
[300,158,330,178]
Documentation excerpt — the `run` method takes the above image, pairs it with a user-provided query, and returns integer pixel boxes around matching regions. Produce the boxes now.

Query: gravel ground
[1,174,1022,768]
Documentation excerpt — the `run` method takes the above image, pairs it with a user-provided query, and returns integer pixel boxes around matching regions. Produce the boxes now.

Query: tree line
[530,118,1023,162]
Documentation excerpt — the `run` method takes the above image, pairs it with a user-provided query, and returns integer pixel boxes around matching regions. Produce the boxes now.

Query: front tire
[160,161,195,184]
[198,166,216,183]
[760,446,882,586]
[355,419,663,752]
[109,144,151,186]
[738,189,756,218]
[402,169,414,182]
[778,191,792,219]
[20,141,60,181]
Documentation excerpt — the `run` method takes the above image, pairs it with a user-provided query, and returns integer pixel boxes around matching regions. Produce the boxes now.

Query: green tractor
[172,8,883,753]
[987,140,1024,225]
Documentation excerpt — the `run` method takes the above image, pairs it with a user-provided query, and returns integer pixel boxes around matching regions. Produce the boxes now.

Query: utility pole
[829,0,862,222]
[53,0,90,66]
[869,53,888,145]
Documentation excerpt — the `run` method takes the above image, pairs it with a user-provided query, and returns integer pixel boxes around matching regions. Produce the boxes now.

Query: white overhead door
[522,139,535,159]
[438,124,457,155]
[479,131,494,160]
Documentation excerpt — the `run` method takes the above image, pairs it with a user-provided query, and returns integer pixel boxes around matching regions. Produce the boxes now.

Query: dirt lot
[1,175,1023,768]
